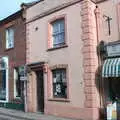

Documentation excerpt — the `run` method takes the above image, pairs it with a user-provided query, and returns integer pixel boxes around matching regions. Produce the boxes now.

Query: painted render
[97,0,120,43]
[25,0,101,119]
[25,0,120,119]
[26,0,85,115]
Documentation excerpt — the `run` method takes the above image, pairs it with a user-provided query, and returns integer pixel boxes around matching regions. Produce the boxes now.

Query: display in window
[52,69,67,98]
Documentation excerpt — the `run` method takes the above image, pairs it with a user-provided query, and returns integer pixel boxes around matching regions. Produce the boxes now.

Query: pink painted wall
[26,0,83,21]
[26,0,86,119]
[26,0,102,119]
[97,0,120,43]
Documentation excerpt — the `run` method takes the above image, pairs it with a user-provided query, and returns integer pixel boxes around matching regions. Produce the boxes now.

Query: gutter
[94,4,103,112]
[0,10,23,25]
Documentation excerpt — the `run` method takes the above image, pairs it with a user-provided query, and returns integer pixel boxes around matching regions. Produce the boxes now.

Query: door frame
[27,62,45,112]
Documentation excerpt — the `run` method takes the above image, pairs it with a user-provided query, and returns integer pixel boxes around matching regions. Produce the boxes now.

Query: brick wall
[0,14,26,101]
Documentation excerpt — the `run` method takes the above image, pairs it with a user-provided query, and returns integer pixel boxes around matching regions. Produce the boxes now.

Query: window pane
[6,30,9,48]
[10,28,14,48]
[53,35,59,46]
[53,23,59,34]
[14,68,24,98]
[59,20,64,32]
[52,69,67,98]
[0,70,6,100]
[52,19,65,47]
[6,27,14,49]
[58,33,64,43]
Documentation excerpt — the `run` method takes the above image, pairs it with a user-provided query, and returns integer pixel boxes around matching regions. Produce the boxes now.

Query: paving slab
[0,108,76,120]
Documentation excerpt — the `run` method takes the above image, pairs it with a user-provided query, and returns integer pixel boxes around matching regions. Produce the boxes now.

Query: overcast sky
[0,0,34,20]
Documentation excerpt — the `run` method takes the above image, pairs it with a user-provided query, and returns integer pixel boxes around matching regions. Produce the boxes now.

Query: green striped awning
[102,58,120,78]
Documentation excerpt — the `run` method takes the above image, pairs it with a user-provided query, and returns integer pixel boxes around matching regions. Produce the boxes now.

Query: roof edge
[0,10,23,25]
[21,0,44,9]
[96,0,109,4]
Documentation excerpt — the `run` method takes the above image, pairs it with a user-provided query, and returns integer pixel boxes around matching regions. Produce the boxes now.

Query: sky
[0,0,34,20]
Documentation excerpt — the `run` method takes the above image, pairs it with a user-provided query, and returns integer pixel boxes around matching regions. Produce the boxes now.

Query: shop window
[108,78,120,101]
[14,68,24,98]
[52,68,67,98]
[6,27,14,49]
[0,57,8,101]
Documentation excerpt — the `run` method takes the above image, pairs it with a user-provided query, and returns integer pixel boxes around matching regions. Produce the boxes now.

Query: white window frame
[6,27,14,49]
[0,56,9,102]
[14,69,18,98]
[14,68,21,99]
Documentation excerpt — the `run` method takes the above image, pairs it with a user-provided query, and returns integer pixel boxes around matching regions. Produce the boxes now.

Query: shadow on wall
[95,64,106,119]
[95,41,108,119]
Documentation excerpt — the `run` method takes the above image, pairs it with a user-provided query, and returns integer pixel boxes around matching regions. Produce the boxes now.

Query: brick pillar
[81,0,100,119]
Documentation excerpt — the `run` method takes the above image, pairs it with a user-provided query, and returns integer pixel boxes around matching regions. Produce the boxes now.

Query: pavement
[0,108,76,120]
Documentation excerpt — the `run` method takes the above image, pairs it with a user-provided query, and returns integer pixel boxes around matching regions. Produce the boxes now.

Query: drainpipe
[95,6,101,62]
[21,5,28,112]
[94,5,105,116]
[24,77,27,112]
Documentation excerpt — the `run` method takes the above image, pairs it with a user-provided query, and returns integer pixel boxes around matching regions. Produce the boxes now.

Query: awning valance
[102,58,120,78]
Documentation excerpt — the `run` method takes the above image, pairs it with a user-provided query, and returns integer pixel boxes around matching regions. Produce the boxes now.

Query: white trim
[14,69,17,98]
[14,68,21,99]
[0,56,9,102]
[6,27,14,49]
[102,58,120,78]
[4,56,9,102]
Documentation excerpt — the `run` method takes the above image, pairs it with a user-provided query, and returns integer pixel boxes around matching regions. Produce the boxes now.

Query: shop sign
[107,43,120,57]
[19,66,27,81]
[20,76,27,81]
[107,102,117,119]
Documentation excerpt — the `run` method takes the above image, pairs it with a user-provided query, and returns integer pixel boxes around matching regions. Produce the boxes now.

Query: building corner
[81,0,100,119]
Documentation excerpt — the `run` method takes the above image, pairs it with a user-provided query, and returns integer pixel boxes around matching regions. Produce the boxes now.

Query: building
[0,10,26,110]
[97,0,120,119]
[23,0,120,119]
[24,0,99,119]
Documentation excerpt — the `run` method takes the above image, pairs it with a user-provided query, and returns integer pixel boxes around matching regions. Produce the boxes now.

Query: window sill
[5,47,14,51]
[48,98,70,102]
[14,97,21,99]
[47,44,68,51]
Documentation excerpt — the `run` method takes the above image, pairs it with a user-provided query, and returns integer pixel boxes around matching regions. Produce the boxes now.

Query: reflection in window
[6,27,14,49]
[14,68,24,98]
[52,68,67,98]
[51,19,65,47]
[0,57,8,101]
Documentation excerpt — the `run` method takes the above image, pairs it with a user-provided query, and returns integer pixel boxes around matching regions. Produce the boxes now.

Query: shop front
[102,41,120,119]
[0,57,25,110]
